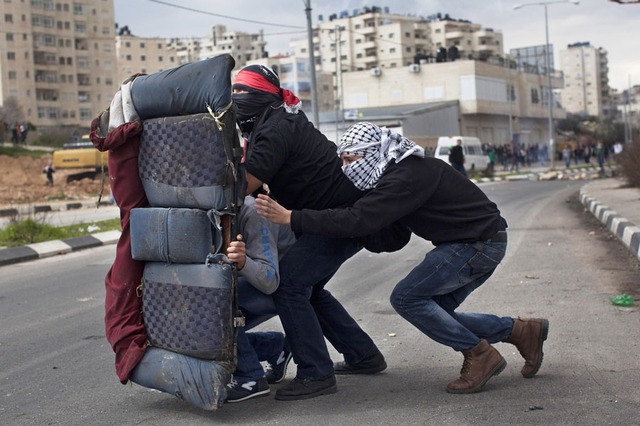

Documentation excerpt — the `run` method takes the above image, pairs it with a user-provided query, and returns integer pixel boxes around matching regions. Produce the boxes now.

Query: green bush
[620,140,640,188]
[1,219,65,246]
[0,217,121,247]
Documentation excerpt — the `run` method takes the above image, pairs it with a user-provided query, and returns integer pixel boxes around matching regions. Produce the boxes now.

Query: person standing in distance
[449,138,467,177]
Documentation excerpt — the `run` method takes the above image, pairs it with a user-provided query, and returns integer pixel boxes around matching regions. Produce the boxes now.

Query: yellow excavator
[52,134,108,182]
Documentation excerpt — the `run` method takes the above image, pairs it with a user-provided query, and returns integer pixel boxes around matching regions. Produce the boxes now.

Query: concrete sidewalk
[1,163,638,266]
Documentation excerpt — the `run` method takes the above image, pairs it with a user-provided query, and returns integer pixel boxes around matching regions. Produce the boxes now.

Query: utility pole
[303,0,319,125]
[336,26,344,140]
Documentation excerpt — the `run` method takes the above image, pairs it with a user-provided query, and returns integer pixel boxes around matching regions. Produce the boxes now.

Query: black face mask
[232,91,281,134]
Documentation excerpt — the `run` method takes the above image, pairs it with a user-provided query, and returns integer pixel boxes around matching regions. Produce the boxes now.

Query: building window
[531,88,539,103]
[6,32,13,41]
[7,51,15,60]
[4,14,13,23]
[141,55,146,61]
[80,108,93,121]
[8,71,16,79]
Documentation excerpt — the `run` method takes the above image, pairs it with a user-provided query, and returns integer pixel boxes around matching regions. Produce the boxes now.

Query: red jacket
[90,118,148,383]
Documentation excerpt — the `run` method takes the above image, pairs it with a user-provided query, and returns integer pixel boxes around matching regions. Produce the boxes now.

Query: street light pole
[303,0,319,126]
[543,4,554,168]
[513,0,580,169]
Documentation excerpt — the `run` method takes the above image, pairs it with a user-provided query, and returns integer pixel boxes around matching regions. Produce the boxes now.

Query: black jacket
[291,156,506,246]
[245,107,362,211]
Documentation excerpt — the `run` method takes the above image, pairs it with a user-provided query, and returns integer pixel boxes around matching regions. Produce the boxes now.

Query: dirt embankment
[0,155,108,207]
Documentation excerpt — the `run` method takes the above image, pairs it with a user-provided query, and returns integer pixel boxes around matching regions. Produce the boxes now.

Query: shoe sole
[334,362,387,375]
[274,384,338,401]
[225,388,271,403]
[522,318,549,378]
[269,352,294,384]
[446,357,507,394]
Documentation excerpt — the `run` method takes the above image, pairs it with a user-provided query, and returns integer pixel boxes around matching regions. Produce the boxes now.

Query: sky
[113,0,640,92]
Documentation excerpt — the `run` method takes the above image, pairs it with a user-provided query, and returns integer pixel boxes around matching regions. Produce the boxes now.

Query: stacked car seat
[91,54,245,410]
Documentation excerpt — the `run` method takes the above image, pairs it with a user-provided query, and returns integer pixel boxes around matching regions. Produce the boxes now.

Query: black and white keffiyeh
[338,122,425,190]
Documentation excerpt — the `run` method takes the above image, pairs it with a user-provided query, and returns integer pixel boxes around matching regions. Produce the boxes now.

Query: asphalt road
[1,180,639,426]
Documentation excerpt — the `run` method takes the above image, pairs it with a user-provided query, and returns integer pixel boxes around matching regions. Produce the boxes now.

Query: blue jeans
[273,234,380,380]
[390,240,513,352]
[235,329,284,381]
[237,277,277,330]
[235,277,282,381]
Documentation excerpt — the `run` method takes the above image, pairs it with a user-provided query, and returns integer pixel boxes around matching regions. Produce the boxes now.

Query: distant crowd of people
[478,141,620,174]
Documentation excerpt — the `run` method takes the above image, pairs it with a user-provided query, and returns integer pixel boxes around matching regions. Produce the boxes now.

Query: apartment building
[167,37,202,65]
[290,8,502,74]
[333,59,566,148]
[0,0,117,133]
[559,42,612,117]
[199,25,266,69]
[430,16,503,61]
[290,7,431,74]
[115,26,177,85]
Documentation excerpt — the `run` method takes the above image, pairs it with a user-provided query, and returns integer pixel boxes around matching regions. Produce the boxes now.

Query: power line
[147,0,305,29]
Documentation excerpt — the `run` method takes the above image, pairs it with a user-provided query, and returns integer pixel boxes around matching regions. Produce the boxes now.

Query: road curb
[0,200,111,218]
[580,185,640,261]
[0,230,122,266]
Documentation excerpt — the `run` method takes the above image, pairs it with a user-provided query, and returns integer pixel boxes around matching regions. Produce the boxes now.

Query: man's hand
[255,194,292,225]
[227,234,246,270]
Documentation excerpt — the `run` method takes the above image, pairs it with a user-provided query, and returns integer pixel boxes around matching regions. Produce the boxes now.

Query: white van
[433,136,490,172]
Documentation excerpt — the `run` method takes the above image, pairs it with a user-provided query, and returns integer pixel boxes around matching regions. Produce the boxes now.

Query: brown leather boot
[507,317,549,378]
[446,339,506,394]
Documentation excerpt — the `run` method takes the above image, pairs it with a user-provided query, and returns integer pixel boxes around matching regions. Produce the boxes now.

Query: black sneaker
[265,348,293,384]
[225,376,270,403]
[274,376,337,401]
[334,351,387,375]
